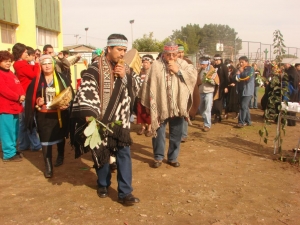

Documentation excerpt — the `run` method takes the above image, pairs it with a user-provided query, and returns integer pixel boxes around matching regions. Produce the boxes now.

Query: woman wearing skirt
[25,54,72,178]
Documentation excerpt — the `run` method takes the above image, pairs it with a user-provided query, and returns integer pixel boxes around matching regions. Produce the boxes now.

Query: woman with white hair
[25,54,73,178]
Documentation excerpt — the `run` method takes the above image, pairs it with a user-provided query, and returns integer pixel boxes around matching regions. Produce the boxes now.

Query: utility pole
[74,34,80,44]
[129,20,134,47]
[85,27,89,45]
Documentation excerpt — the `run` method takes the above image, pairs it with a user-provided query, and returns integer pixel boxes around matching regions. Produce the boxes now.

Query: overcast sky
[61,0,300,54]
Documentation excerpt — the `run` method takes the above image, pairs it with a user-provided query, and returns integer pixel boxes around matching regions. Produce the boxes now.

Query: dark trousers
[95,145,133,199]
[212,98,223,117]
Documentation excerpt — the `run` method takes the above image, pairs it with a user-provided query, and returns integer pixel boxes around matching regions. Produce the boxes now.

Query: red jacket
[0,68,25,114]
[13,60,40,93]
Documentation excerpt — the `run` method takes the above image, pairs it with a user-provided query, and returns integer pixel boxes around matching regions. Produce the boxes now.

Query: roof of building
[63,44,97,52]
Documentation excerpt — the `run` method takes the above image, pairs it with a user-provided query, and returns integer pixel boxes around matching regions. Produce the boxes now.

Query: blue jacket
[236,66,255,96]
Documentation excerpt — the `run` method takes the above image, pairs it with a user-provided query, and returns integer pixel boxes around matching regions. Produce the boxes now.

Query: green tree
[170,23,242,57]
[170,24,201,54]
[199,24,242,58]
[259,30,289,158]
[273,30,286,63]
[175,39,189,54]
[132,32,163,52]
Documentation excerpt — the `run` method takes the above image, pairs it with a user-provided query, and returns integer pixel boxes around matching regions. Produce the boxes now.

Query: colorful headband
[214,57,222,60]
[142,57,153,62]
[107,39,128,47]
[200,60,210,65]
[164,45,178,52]
[40,58,53,65]
[178,46,184,51]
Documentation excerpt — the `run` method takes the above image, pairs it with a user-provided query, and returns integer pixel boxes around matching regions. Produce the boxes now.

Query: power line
[63,34,106,40]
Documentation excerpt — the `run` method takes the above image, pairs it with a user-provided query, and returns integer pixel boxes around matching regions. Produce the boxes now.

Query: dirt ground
[1,94,300,224]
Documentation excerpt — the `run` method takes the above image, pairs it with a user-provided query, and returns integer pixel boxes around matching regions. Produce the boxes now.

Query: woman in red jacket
[12,43,42,152]
[0,51,25,162]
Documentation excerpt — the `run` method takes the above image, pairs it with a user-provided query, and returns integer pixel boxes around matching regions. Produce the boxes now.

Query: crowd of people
[0,33,299,205]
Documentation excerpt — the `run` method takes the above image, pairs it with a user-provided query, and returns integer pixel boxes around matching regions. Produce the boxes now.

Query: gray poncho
[140,58,197,135]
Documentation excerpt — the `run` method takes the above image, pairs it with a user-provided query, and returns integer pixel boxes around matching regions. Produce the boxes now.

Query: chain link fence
[187,40,300,70]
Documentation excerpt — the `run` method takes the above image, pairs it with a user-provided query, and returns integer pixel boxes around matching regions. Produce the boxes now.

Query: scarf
[25,72,71,132]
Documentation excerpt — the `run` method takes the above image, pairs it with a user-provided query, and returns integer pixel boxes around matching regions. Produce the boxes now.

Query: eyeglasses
[165,53,177,57]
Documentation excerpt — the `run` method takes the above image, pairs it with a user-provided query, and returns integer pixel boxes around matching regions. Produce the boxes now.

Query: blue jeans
[249,86,259,108]
[0,114,19,159]
[239,96,252,125]
[95,145,133,199]
[152,117,183,162]
[181,120,188,138]
[199,92,213,128]
[18,103,42,150]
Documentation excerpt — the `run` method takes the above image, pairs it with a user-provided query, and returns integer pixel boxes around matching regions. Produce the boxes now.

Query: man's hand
[86,116,93,122]
[60,104,69,110]
[114,64,126,78]
[19,95,25,103]
[167,61,179,75]
[229,83,235,87]
[224,88,228,93]
[36,97,44,106]
[57,52,63,59]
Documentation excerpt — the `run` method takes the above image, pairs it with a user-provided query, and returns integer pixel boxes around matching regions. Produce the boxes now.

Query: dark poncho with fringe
[70,55,140,168]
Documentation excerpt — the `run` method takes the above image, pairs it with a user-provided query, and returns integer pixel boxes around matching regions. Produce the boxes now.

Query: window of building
[0,23,16,44]
[37,27,58,47]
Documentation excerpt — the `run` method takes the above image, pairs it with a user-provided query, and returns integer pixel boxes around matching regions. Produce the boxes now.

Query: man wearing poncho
[140,42,197,168]
[71,34,140,205]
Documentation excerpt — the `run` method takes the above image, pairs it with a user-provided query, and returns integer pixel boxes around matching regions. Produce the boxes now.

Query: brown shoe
[167,161,180,167]
[3,154,22,162]
[181,137,187,143]
[236,123,244,128]
[145,130,153,137]
[203,126,210,132]
[153,161,162,168]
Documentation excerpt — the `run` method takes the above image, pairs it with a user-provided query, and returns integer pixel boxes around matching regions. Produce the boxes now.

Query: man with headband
[140,41,197,168]
[212,54,228,123]
[71,34,140,205]
[198,57,218,132]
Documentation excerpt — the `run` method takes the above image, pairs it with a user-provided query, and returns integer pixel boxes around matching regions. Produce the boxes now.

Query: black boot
[42,146,53,178]
[54,140,65,167]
